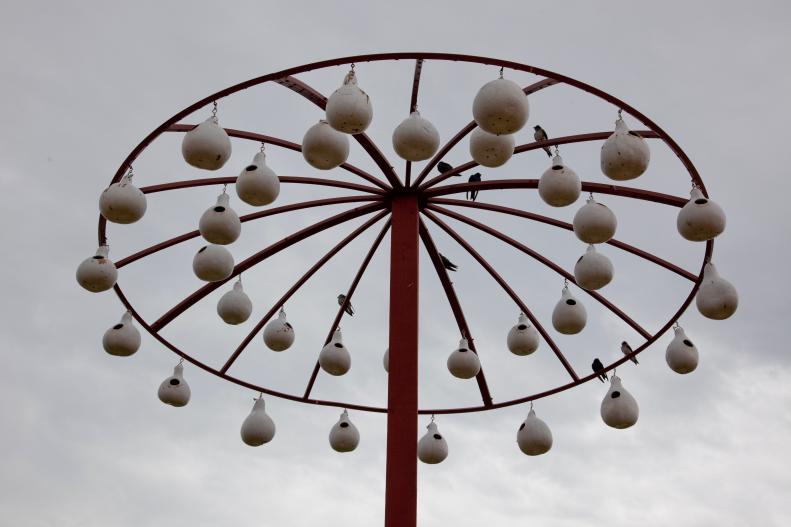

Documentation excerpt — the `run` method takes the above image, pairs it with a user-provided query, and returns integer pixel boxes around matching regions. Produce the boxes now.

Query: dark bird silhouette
[592,358,608,382]
[337,294,354,316]
[437,161,461,176]
[621,341,639,365]
[439,253,458,272]
[467,172,482,201]
[533,125,552,157]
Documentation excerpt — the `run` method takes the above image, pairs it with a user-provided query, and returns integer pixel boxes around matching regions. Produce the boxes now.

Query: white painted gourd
[573,196,617,244]
[325,70,373,134]
[573,245,614,291]
[383,348,389,372]
[696,262,738,320]
[99,172,147,224]
[676,187,726,241]
[192,244,234,282]
[328,409,360,453]
[665,325,699,374]
[199,192,241,245]
[600,375,639,429]
[392,111,440,161]
[263,308,295,352]
[236,151,280,206]
[217,279,252,325]
[240,397,276,446]
[76,245,118,293]
[302,120,350,170]
[472,77,529,135]
[319,328,351,376]
[506,313,540,356]
[102,311,141,357]
[469,127,514,168]
[538,154,581,207]
[181,116,232,171]
[447,337,481,379]
[516,408,553,456]
[158,363,191,407]
[552,286,587,334]
[417,421,448,464]
[600,117,650,180]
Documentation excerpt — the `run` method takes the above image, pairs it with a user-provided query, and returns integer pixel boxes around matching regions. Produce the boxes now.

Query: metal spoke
[404,59,424,188]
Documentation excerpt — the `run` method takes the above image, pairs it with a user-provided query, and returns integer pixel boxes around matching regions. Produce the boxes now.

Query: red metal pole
[385,195,419,527]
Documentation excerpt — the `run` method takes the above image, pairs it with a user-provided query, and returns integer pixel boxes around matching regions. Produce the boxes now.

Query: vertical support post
[384,195,420,527]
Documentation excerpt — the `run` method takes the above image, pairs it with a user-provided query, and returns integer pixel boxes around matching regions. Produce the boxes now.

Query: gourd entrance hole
[92,255,103,260]
[433,434,442,440]
[245,165,257,171]
[519,423,526,431]
[577,255,584,263]
[334,343,343,348]
[517,324,528,330]
[694,198,708,205]
[552,165,563,170]
[683,339,694,347]
[566,299,576,305]
[169,379,180,386]
[113,323,124,330]
[198,247,207,253]
[611,391,621,399]
[340,422,349,428]
[459,348,468,353]
[213,206,226,212]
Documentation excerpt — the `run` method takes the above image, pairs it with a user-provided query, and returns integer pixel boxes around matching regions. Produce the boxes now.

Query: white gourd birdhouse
[573,245,614,291]
[665,325,699,374]
[472,77,529,135]
[263,308,295,352]
[158,363,191,407]
[99,172,147,224]
[325,69,373,134]
[676,187,726,241]
[217,279,252,325]
[469,127,514,168]
[328,409,360,453]
[516,408,553,456]
[600,375,639,429]
[181,116,232,171]
[447,337,481,379]
[383,348,389,372]
[573,196,617,244]
[538,154,581,207]
[235,150,280,206]
[392,111,440,161]
[199,192,241,245]
[302,120,350,170]
[507,313,540,356]
[240,397,276,446]
[600,117,650,180]
[76,245,118,293]
[418,421,448,464]
[696,262,738,320]
[192,244,234,282]
[319,328,351,376]
[552,286,587,334]
[102,311,141,357]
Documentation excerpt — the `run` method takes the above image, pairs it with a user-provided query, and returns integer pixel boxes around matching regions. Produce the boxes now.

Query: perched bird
[437,161,461,176]
[533,125,552,157]
[439,253,458,272]
[337,294,354,316]
[621,341,639,365]
[467,172,482,201]
[592,358,608,382]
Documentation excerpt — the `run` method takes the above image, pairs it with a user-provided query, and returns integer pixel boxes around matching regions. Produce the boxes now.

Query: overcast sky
[1,1,790,526]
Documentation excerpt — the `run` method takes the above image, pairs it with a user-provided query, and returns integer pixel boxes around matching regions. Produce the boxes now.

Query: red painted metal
[140,175,383,196]
[404,59,424,187]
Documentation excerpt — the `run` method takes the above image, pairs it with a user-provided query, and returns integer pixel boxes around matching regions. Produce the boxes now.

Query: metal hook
[499,66,504,78]
[673,320,680,329]
[212,100,218,118]
[553,145,560,156]
[350,62,355,71]
[529,400,534,411]
[563,277,569,288]
[260,142,266,153]
[430,414,435,423]
[588,191,594,201]
[222,183,228,194]
[178,357,185,365]
[617,108,623,119]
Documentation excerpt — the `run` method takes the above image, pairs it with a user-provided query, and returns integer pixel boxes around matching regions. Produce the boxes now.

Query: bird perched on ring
[437,161,458,175]
[467,173,482,202]
[621,341,639,365]
[337,294,354,316]
[592,358,608,382]
[439,253,458,272]
[533,125,552,157]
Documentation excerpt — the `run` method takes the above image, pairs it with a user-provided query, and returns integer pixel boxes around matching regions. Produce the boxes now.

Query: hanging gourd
[676,186,726,241]
[506,313,540,356]
[447,337,481,379]
[199,191,241,245]
[383,348,389,373]
[157,362,191,407]
[472,73,529,135]
[469,127,514,167]
[328,409,360,453]
[325,68,373,134]
[538,153,581,207]
[76,245,118,293]
[392,110,440,161]
[600,113,650,181]
[102,311,141,357]
[216,278,252,325]
[665,325,699,374]
[516,406,553,456]
[192,244,234,282]
[99,169,147,224]
[551,285,587,334]
[417,419,448,464]
[319,328,351,376]
[573,245,614,290]
[235,147,280,206]
[240,396,276,446]
[696,262,738,320]
[600,375,639,429]
[572,195,617,244]
[181,106,232,170]
[263,308,295,352]
[302,120,350,170]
